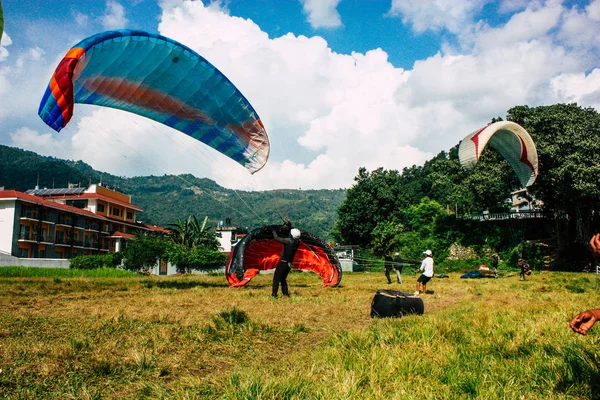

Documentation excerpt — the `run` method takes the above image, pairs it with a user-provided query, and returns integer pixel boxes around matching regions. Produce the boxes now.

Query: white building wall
[87,198,98,213]
[218,231,233,252]
[0,200,16,254]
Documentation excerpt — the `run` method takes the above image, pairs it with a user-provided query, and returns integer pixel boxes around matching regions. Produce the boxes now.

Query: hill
[0,145,345,240]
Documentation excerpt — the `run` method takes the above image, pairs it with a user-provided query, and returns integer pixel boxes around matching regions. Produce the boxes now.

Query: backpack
[370,289,424,318]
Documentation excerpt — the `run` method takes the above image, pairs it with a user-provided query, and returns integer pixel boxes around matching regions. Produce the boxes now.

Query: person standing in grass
[491,253,499,278]
[415,250,434,295]
[570,233,600,335]
[518,258,530,280]
[271,219,301,298]
[384,253,394,284]
[394,252,403,284]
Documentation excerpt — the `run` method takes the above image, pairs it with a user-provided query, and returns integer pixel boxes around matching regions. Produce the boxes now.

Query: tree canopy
[335,103,600,267]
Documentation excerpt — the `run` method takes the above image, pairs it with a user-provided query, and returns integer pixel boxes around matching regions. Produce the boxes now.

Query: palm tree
[168,215,219,251]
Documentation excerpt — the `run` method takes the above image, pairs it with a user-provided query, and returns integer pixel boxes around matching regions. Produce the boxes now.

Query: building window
[127,212,133,220]
[111,208,121,217]
[97,204,105,213]
[67,199,88,209]
[18,248,28,258]
[39,250,46,258]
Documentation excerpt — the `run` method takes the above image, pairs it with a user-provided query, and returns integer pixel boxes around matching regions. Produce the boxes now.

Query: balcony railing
[84,240,101,248]
[55,237,72,246]
[20,211,39,219]
[57,216,73,225]
[18,232,36,241]
[85,223,100,231]
[18,232,50,242]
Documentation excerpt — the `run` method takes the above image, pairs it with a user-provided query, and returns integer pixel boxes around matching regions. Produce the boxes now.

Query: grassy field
[0,268,599,399]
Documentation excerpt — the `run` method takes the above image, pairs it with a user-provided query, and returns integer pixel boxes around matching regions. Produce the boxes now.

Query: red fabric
[226,239,340,287]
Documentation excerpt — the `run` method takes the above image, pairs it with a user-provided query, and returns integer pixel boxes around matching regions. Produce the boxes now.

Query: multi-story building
[0,183,166,259]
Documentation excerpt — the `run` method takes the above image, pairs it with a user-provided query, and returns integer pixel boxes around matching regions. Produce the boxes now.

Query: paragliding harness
[370,289,424,318]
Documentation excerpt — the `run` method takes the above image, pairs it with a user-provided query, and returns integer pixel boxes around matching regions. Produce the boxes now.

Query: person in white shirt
[415,250,434,295]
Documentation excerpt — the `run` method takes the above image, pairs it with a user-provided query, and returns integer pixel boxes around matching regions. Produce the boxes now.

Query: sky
[1,0,599,191]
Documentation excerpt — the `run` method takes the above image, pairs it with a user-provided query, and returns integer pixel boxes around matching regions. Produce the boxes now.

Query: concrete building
[0,183,166,260]
[215,218,246,253]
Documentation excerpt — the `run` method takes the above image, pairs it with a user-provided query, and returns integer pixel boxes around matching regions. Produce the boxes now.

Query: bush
[167,245,227,273]
[70,254,119,270]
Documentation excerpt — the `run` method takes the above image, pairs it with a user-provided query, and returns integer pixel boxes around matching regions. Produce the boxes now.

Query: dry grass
[0,270,599,399]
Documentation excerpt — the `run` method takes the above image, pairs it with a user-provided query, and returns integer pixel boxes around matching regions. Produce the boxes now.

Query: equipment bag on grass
[370,289,424,318]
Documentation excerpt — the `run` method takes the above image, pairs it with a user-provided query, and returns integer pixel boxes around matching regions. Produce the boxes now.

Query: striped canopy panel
[0,1,4,45]
[38,30,270,174]
[458,121,538,187]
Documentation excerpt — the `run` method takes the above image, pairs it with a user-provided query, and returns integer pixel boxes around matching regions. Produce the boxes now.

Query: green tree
[335,168,404,247]
[123,233,168,271]
[507,104,600,244]
[168,215,220,251]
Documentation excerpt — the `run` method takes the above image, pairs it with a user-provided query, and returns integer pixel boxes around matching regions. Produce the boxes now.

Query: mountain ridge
[0,145,345,240]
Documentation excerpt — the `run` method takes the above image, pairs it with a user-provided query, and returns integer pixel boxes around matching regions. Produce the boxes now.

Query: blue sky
[1,0,599,191]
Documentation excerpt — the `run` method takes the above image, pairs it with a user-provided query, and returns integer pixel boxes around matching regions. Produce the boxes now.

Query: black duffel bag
[370,289,424,318]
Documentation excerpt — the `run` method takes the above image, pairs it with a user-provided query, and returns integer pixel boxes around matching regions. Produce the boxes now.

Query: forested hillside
[0,145,345,240]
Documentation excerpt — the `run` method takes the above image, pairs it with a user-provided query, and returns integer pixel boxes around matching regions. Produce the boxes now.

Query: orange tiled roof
[140,223,171,233]
[110,231,135,239]
[44,193,143,211]
[0,190,111,221]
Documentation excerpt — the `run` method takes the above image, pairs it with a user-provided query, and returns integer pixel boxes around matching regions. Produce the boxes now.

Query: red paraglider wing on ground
[226,225,342,288]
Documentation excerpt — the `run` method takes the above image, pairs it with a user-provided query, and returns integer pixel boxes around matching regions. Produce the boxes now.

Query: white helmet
[423,250,432,256]
[290,228,301,239]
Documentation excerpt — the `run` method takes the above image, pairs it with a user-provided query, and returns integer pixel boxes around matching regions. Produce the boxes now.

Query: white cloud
[0,32,12,63]
[388,0,490,34]
[16,46,45,68]
[99,0,129,30]
[472,1,563,51]
[550,68,600,110]
[1,0,599,192]
[557,0,600,55]
[300,0,342,29]
[10,127,70,159]
[74,12,89,27]
[498,0,530,14]
[155,1,431,189]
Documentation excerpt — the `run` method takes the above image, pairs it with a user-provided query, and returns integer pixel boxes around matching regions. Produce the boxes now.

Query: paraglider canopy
[38,30,270,174]
[226,224,342,288]
[0,1,4,45]
[458,121,538,187]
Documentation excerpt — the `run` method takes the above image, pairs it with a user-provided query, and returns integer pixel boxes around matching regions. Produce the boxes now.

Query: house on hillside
[0,183,166,262]
[510,188,543,212]
[216,218,247,253]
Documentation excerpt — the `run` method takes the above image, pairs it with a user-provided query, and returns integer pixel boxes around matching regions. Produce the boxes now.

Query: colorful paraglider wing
[458,121,538,187]
[0,1,4,46]
[38,30,269,174]
[226,225,342,288]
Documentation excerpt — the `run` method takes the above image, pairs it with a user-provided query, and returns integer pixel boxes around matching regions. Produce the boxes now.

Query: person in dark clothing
[393,252,403,284]
[384,254,393,284]
[271,221,301,298]
[518,258,530,280]
[491,253,499,279]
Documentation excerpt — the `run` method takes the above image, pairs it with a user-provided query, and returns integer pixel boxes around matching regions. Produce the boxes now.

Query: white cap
[290,228,301,239]
[423,250,432,256]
